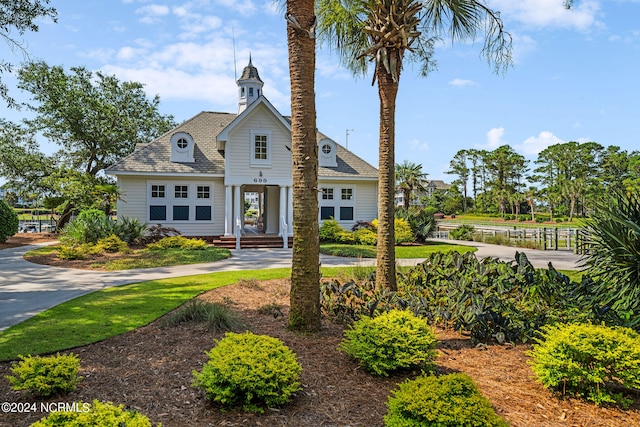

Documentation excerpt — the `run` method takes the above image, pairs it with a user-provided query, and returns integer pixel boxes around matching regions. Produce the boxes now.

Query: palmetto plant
[583,190,640,326]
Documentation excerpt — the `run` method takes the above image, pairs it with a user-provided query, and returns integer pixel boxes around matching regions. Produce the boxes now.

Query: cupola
[237,55,264,113]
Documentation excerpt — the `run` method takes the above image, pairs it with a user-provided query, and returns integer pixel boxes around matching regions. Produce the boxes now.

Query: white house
[105,59,378,240]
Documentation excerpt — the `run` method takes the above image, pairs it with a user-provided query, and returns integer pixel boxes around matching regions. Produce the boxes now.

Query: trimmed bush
[384,373,508,427]
[0,200,18,242]
[6,353,81,397]
[394,218,414,244]
[354,228,377,246]
[319,217,344,242]
[339,310,437,376]
[336,230,356,244]
[192,332,302,413]
[96,234,130,253]
[30,399,158,426]
[370,218,416,244]
[146,235,207,250]
[528,323,640,405]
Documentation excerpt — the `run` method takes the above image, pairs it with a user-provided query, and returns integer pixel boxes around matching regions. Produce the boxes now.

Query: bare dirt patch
[0,233,58,249]
[1,277,639,427]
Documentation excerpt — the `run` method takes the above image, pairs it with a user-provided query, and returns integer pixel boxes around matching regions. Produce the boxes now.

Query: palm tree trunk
[376,60,398,291]
[287,0,321,332]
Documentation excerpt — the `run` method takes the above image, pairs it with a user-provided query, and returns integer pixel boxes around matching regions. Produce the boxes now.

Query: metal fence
[435,223,591,254]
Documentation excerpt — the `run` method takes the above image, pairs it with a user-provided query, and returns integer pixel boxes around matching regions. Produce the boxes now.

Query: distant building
[395,179,452,207]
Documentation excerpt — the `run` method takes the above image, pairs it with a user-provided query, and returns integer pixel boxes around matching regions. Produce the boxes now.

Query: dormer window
[318,138,338,167]
[170,132,195,163]
[177,138,189,149]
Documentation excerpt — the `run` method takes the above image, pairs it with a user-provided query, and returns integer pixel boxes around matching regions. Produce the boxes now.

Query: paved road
[0,240,583,331]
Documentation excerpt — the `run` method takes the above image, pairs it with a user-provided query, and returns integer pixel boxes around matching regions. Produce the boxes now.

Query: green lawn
[320,241,477,258]
[0,266,350,361]
[25,246,232,270]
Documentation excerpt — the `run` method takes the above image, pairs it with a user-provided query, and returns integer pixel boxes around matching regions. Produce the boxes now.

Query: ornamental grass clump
[384,373,508,427]
[30,399,159,426]
[192,332,302,413]
[6,353,81,397]
[339,309,437,376]
[528,322,640,405]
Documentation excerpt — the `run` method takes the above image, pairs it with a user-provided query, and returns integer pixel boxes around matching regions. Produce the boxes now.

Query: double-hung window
[250,130,271,166]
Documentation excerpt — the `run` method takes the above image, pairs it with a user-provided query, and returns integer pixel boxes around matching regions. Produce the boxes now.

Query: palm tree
[286,0,322,332]
[317,0,512,290]
[395,160,427,209]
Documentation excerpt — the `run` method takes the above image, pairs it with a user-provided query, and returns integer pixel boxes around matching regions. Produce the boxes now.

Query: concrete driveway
[0,240,583,331]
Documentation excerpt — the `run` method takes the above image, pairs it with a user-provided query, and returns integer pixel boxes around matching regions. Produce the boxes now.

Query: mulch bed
[1,235,639,426]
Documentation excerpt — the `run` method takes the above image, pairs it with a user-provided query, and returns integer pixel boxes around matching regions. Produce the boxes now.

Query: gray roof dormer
[170,131,195,163]
[318,138,338,167]
[237,55,264,113]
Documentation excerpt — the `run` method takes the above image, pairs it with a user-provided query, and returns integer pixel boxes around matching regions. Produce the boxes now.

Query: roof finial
[248,52,253,67]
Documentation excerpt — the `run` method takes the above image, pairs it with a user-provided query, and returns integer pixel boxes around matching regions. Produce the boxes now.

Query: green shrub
[583,190,640,328]
[30,399,158,426]
[339,310,437,376]
[528,323,640,405]
[336,230,356,244]
[394,218,414,244]
[58,243,103,260]
[395,207,436,243]
[60,209,113,246]
[319,217,344,242]
[6,353,81,397]
[0,200,18,242]
[449,224,475,240]
[146,235,207,250]
[322,251,593,344]
[113,216,147,244]
[354,228,377,246]
[161,299,243,332]
[96,234,130,254]
[384,373,508,427]
[192,332,302,413]
[370,218,416,244]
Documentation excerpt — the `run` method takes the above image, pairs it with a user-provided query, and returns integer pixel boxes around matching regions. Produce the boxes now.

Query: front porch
[211,233,293,249]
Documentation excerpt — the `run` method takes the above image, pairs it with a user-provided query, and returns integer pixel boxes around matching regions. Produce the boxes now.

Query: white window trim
[147,181,214,223]
[250,129,272,167]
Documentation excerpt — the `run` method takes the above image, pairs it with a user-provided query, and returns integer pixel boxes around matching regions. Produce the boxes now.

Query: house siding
[225,106,292,186]
[318,179,378,229]
[116,176,226,236]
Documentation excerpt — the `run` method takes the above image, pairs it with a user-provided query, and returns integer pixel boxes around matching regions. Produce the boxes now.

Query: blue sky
[2,0,639,182]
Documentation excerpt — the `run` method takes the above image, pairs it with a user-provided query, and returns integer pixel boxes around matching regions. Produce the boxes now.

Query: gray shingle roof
[106,110,377,180]
[106,112,234,176]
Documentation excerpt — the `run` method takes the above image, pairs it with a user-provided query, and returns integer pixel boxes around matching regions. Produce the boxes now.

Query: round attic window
[176,138,189,149]
[321,144,332,154]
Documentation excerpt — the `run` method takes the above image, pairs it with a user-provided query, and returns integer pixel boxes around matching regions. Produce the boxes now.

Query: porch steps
[211,234,293,249]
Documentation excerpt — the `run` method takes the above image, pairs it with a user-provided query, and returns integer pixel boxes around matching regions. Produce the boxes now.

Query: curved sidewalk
[0,241,583,331]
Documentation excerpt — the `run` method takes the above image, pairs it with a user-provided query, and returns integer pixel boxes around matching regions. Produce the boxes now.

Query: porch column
[279,185,287,236]
[234,185,242,235]
[287,186,293,236]
[224,185,232,236]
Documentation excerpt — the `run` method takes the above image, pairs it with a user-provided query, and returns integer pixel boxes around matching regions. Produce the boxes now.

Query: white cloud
[136,4,171,24]
[449,78,475,87]
[477,127,507,149]
[488,0,600,31]
[515,131,565,155]
[214,0,257,16]
[408,138,430,151]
